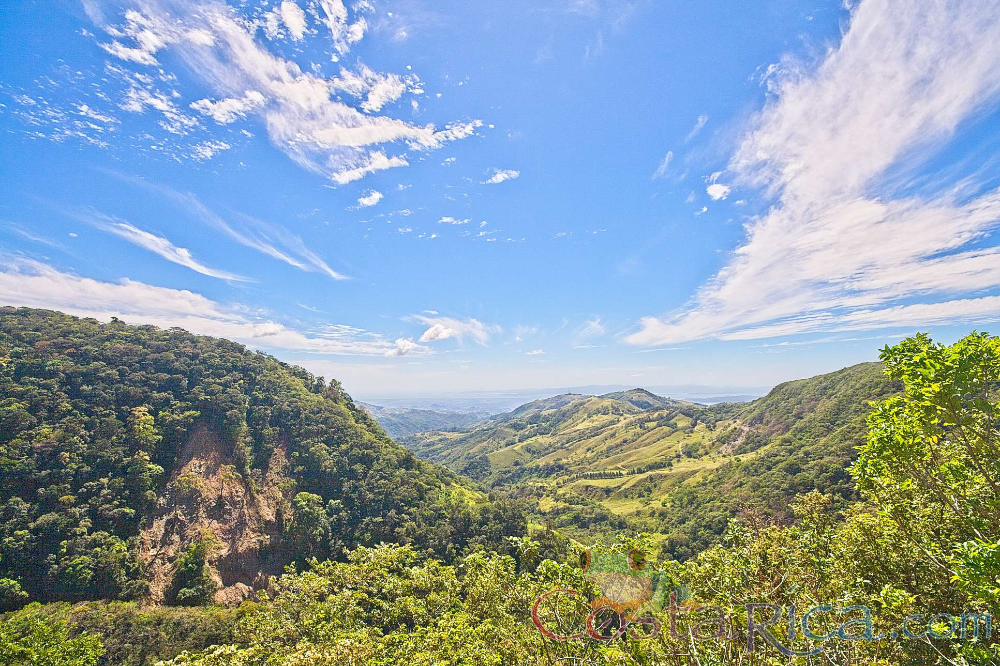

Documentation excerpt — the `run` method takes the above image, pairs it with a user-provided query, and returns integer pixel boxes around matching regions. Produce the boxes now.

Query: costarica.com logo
[532,546,669,641]
[531,547,993,654]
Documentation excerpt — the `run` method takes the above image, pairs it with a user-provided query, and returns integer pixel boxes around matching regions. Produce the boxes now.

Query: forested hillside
[0,308,523,608]
[405,363,899,557]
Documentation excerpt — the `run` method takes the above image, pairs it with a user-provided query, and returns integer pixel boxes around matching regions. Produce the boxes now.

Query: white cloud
[100,40,158,65]
[706,183,731,200]
[526,349,545,355]
[4,93,120,148]
[83,211,249,281]
[280,1,308,40]
[76,104,118,124]
[191,140,231,160]
[119,83,200,136]
[513,324,537,342]
[329,64,416,113]
[628,0,1000,346]
[412,315,497,345]
[438,216,469,225]
[685,114,708,142]
[356,189,383,208]
[0,259,422,356]
[331,151,409,185]
[117,176,350,280]
[652,151,673,180]
[96,9,213,66]
[483,169,520,184]
[317,0,368,57]
[82,0,481,184]
[576,316,605,340]
[385,338,421,357]
[190,90,266,124]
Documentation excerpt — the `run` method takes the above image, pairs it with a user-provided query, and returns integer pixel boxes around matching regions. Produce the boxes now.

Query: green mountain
[598,388,682,411]
[358,402,489,440]
[404,391,698,479]
[404,363,899,557]
[0,308,523,608]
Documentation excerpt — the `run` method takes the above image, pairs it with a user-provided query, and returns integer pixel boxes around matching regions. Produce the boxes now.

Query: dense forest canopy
[0,308,524,608]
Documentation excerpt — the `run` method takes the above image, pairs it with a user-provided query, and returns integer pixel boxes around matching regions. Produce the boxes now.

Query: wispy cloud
[190,90,265,124]
[78,209,250,281]
[651,151,673,180]
[513,324,537,342]
[438,216,469,225]
[190,140,231,161]
[112,174,349,280]
[4,223,62,249]
[386,338,421,357]
[628,0,1000,346]
[0,258,426,356]
[574,316,605,345]
[685,114,708,142]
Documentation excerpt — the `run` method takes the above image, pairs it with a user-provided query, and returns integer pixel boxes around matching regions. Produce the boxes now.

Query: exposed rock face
[140,423,291,604]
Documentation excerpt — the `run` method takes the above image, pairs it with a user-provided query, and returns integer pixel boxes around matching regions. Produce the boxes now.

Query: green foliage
[0,603,104,665]
[156,543,598,666]
[0,308,525,605]
[3,601,241,666]
[170,537,219,606]
[5,317,997,666]
[854,331,1000,615]
[288,492,329,558]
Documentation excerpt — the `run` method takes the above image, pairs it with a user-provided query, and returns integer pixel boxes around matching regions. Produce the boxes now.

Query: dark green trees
[0,308,524,607]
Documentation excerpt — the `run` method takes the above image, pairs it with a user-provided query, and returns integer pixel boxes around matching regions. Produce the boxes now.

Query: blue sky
[2,0,1000,398]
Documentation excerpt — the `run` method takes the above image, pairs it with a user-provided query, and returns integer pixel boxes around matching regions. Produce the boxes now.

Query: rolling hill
[404,363,900,557]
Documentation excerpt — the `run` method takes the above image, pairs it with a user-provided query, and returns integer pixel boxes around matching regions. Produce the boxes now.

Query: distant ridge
[359,402,490,439]
[599,388,685,411]
[403,362,899,558]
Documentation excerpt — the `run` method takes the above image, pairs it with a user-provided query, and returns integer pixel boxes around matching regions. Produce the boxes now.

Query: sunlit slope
[402,391,701,481]
[404,363,898,556]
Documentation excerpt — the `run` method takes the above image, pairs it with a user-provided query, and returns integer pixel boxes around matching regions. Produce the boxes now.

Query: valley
[357,402,491,440]
[0,308,995,666]
[397,365,899,557]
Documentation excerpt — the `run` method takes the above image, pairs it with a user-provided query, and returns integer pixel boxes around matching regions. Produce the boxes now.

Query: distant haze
[356,384,769,414]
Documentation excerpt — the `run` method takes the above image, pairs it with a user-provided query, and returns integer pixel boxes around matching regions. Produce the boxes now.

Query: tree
[289,492,329,559]
[170,537,218,606]
[0,604,104,665]
[852,332,1000,603]
[0,554,28,611]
